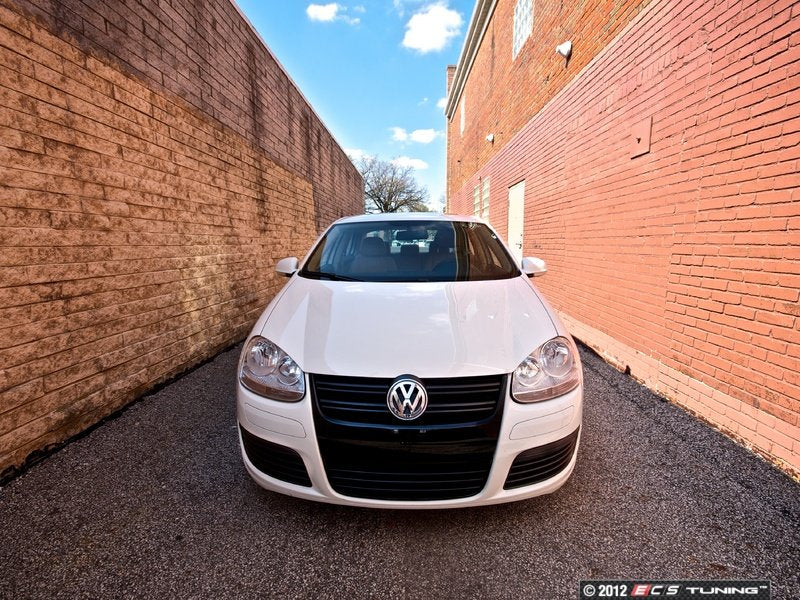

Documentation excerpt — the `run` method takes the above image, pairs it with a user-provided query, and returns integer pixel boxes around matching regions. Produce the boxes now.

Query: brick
[0,0,362,475]
[447,0,800,473]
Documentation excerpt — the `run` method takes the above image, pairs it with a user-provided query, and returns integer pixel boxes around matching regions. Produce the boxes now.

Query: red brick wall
[448,0,800,474]
[447,0,651,196]
[0,0,363,476]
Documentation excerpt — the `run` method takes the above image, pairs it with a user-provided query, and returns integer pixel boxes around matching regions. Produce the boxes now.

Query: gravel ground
[1,343,798,599]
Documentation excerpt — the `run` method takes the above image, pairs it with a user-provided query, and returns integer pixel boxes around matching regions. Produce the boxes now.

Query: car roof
[333,212,484,225]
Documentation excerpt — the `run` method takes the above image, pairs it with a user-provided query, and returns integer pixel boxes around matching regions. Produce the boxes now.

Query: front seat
[427,229,455,271]
[349,237,396,275]
[397,244,421,272]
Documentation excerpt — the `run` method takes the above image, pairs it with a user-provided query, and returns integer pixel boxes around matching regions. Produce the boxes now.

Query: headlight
[512,336,581,402]
[239,336,305,401]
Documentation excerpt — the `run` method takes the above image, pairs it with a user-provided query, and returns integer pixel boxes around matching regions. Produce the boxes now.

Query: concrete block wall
[447,0,800,474]
[0,0,363,476]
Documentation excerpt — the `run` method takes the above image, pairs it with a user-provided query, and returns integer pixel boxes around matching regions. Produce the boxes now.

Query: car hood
[259,276,558,378]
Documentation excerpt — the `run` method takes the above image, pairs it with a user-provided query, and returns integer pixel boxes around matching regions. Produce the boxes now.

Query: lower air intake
[320,440,494,501]
[504,428,580,489]
[240,426,312,487]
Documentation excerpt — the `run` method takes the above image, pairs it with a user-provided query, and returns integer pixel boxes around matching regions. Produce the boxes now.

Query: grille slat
[331,476,487,485]
[333,480,487,488]
[313,374,504,426]
[317,402,387,412]
[328,473,486,483]
[316,386,385,394]
[328,468,487,476]
[424,386,502,394]
[334,485,484,495]
[504,428,580,490]
[427,403,496,412]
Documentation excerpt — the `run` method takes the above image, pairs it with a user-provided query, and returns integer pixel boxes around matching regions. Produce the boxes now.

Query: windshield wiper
[303,270,363,282]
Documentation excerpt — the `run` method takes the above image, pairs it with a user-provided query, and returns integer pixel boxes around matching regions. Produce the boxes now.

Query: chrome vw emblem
[387,378,428,421]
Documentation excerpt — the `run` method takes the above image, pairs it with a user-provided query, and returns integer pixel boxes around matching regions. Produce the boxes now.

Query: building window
[512,0,533,59]
[473,179,490,219]
[481,178,490,219]
[460,96,466,136]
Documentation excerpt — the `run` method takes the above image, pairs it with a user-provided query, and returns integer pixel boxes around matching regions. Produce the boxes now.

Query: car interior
[302,220,518,282]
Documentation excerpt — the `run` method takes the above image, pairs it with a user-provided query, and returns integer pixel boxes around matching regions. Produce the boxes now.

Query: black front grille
[312,374,506,501]
[240,426,311,487]
[318,435,496,501]
[504,428,580,489]
[312,374,504,426]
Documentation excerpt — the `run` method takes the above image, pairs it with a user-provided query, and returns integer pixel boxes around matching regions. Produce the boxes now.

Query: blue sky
[235,0,476,212]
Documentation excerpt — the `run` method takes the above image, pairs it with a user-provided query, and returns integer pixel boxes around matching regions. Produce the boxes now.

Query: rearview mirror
[521,256,547,277]
[276,257,299,277]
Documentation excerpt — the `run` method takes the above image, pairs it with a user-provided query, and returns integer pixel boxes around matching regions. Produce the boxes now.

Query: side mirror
[276,257,299,277]
[521,256,547,277]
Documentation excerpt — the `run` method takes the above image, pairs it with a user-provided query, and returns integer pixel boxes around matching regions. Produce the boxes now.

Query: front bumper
[236,378,583,509]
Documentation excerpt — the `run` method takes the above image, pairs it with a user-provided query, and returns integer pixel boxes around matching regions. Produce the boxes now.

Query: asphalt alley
[1,343,798,599]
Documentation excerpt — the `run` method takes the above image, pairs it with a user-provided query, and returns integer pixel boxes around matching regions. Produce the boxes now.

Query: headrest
[434,227,455,246]
[360,237,387,257]
[396,228,426,241]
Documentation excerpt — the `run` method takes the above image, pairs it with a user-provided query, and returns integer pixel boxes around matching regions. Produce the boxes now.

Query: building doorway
[507,180,525,262]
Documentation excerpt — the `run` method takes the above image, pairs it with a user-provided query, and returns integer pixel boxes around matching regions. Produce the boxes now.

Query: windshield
[299,220,520,282]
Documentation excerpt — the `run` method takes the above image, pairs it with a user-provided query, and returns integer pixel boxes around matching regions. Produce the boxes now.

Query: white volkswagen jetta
[237,213,583,508]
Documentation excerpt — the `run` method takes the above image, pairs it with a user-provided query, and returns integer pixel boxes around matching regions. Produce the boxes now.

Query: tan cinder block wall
[447,0,799,474]
[0,0,363,476]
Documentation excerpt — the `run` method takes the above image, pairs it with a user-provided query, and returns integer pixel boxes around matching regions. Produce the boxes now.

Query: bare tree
[356,156,430,213]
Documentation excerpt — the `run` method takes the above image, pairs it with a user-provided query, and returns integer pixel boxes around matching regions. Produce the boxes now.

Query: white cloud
[307,3,360,25]
[353,4,366,12]
[418,97,429,106]
[436,96,447,109]
[392,156,429,170]
[345,148,369,161]
[392,127,441,144]
[402,3,463,53]
[391,127,409,142]
[307,3,339,21]
[410,128,440,144]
